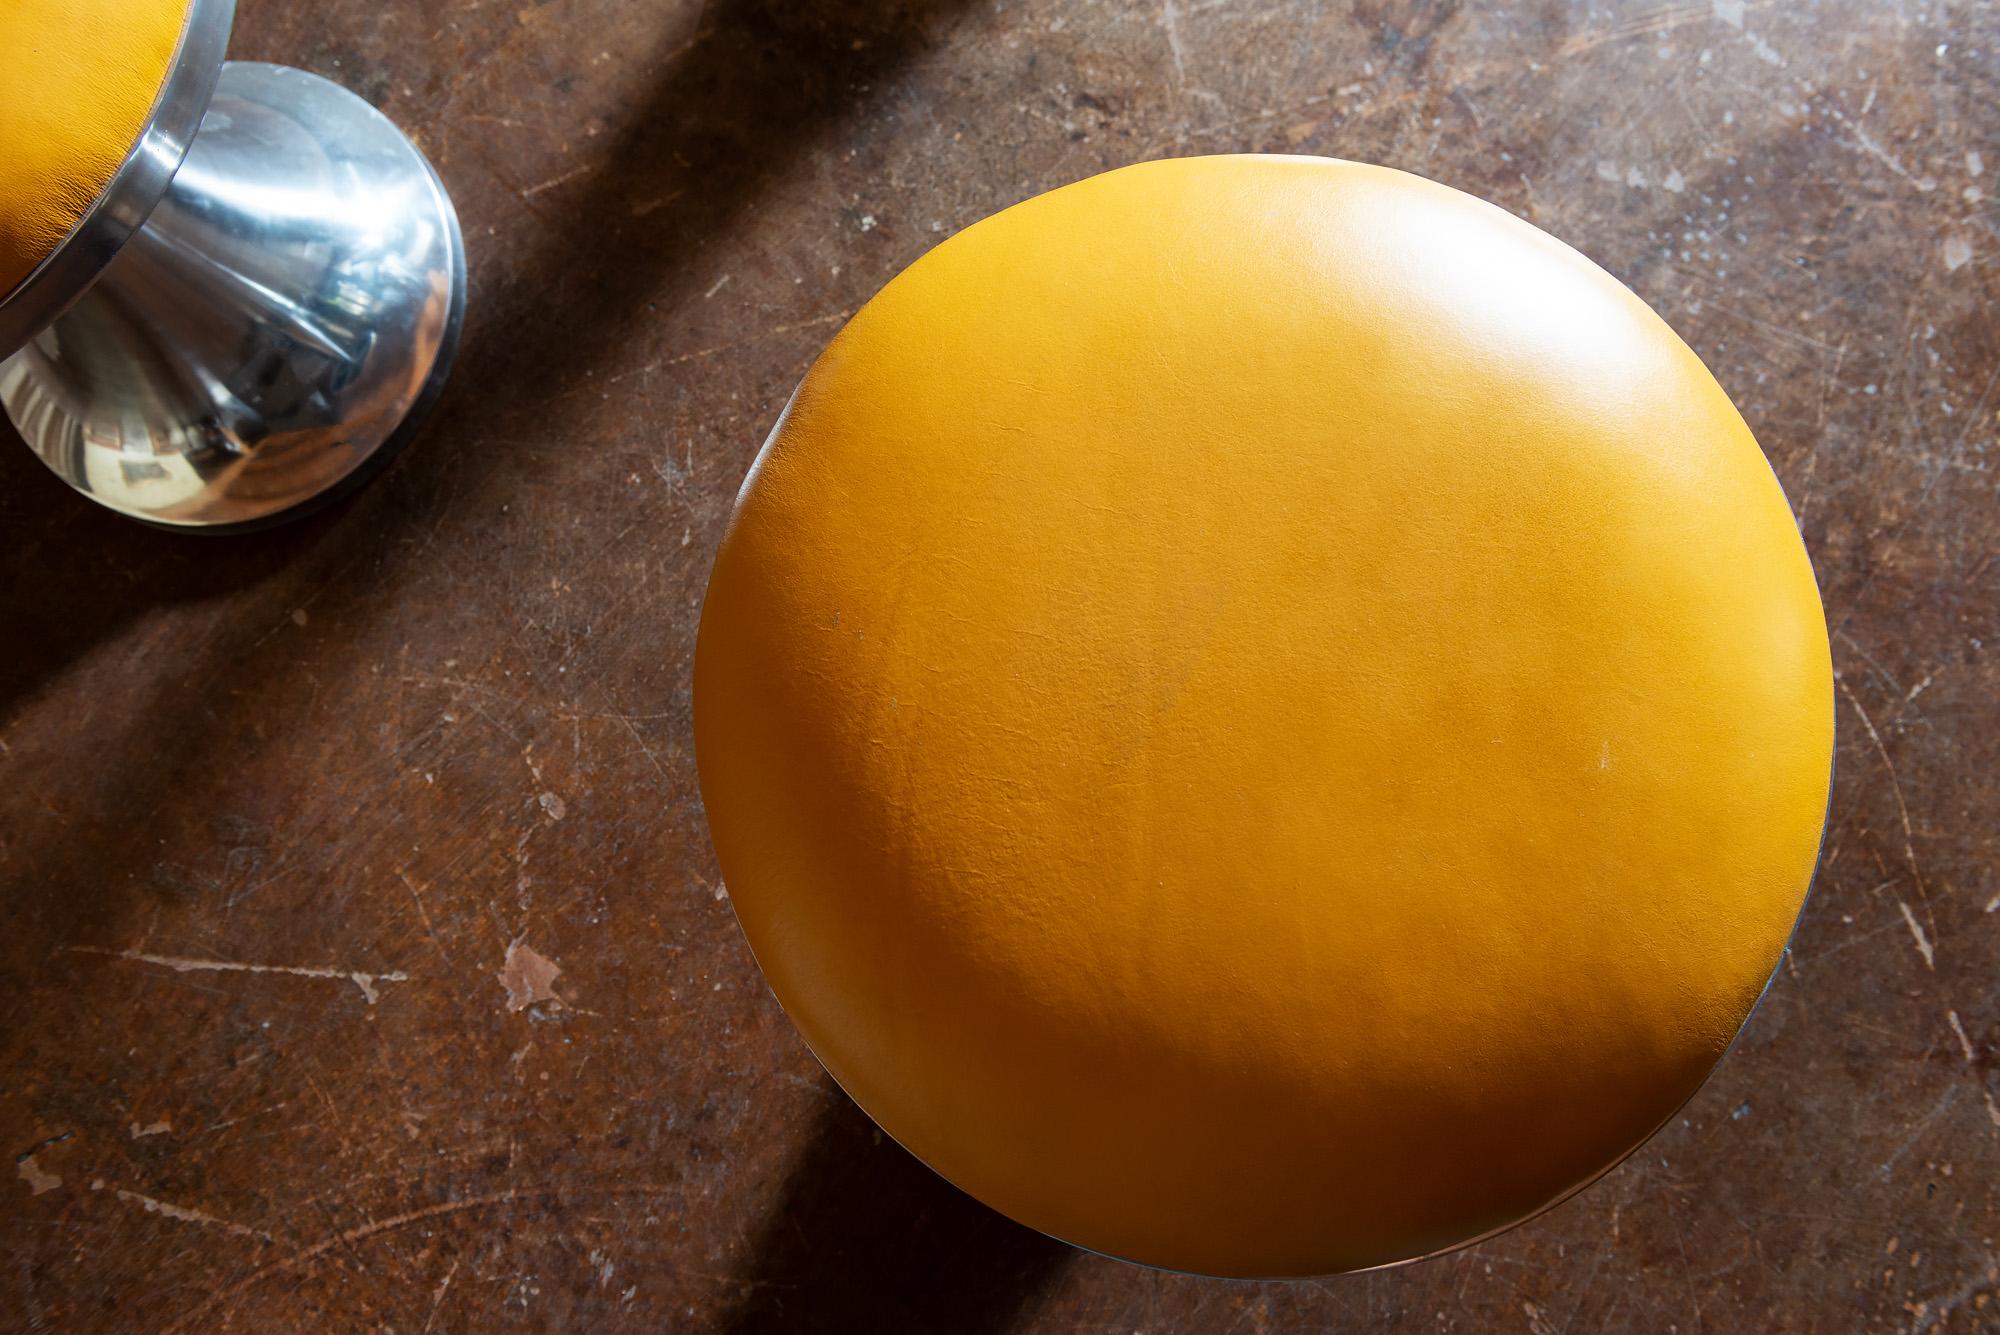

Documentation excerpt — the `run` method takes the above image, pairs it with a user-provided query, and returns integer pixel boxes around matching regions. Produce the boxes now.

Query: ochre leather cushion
[0,0,192,296]
[694,155,1833,1277]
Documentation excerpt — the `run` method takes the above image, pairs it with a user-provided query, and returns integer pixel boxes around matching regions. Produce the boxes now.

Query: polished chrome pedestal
[0,0,464,529]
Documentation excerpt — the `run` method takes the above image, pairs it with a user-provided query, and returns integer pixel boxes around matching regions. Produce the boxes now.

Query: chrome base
[0,62,465,529]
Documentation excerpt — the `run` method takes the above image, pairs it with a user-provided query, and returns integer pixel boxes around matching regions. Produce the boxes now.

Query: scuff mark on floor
[95,1179,272,1241]
[17,1154,61,1196]
[72,947,410,1005]
[498,940,563,1012]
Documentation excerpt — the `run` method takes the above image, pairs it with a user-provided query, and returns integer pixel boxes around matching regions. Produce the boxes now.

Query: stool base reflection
[0,62,466,530]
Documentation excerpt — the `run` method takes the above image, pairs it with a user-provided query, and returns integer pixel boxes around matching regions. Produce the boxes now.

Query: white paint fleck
[1626,166,1649,188]
[73,947,408,1005]
[17,1154,60,1196]
[1598,739,1612,770]
[1596,160,1622,182]
[1748,32,1784,65]
[1898,900,1936,969]
[130,1120,171,1139]
[538,791,567,821]
[1947,1011,1976,1064]
[1664,169,1687,193]
[1970,151,1986,177]
[498,940,563,1012]
[113,1187,270,1240]
[856,213,877,232]
[1161,0,1188,85]
[1943,235,1973,272]
[1712,0,1746,29]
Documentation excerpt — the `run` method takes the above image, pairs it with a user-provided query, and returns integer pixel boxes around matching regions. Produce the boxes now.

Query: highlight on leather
[0,0,194,297]
[693,155,1834,1278]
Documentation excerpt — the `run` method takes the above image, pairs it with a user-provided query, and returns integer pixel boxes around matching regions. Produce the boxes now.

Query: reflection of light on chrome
[172,158,424,237]
[136,133,191,180]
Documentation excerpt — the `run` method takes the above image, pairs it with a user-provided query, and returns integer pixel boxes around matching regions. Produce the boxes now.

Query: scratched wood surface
[4,0,1996,1329]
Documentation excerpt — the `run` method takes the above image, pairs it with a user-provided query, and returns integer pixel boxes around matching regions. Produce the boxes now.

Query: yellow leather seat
[0,0,192,296]
[695,155,1833,1277]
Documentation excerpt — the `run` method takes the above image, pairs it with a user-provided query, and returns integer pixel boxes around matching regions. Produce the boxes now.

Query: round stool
[693,156,1834,1277]
[0,0,465,529]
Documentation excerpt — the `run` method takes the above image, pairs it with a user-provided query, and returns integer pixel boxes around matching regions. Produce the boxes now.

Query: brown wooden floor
[5,1,1996,1329]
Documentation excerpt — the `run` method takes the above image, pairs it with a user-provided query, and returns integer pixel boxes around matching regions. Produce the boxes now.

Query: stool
[693,155,1835,1278]
[0,0,465,529]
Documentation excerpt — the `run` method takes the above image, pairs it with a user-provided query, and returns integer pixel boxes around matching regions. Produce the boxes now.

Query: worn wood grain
[3,1,1995,1329]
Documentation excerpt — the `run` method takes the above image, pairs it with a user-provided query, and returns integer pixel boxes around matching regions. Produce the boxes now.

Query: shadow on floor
[719,1084,1072,1334]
